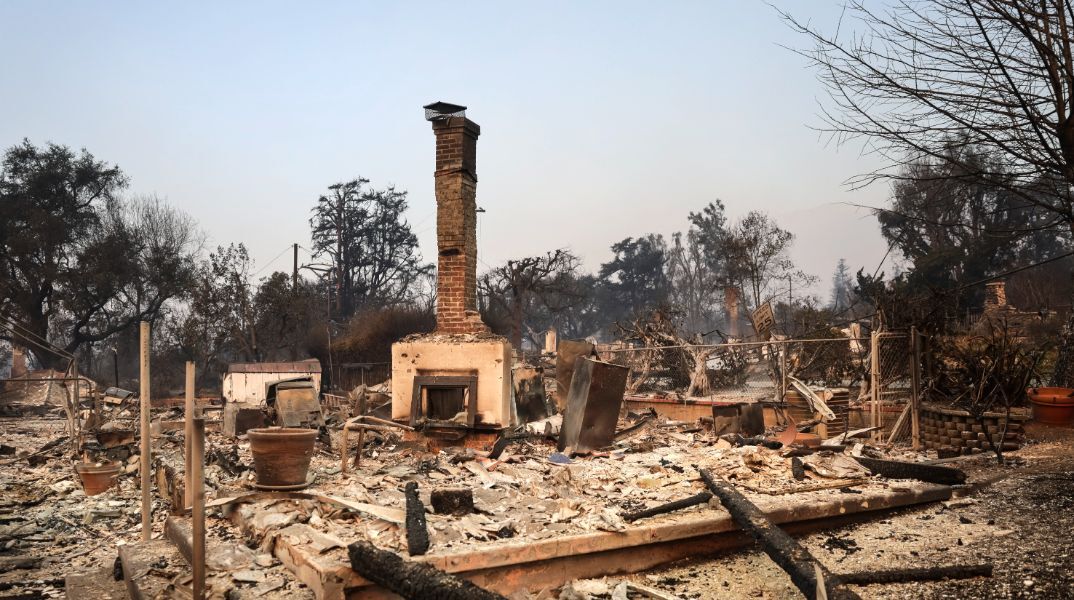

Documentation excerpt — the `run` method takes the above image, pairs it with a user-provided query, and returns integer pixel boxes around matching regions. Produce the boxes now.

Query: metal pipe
[140,321,152,541]
[910,327,922,451]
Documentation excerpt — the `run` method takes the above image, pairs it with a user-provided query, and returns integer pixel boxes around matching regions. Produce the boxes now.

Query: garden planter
[1027,387,1074,426]
[74,462,121,496]
[247,427,317,489]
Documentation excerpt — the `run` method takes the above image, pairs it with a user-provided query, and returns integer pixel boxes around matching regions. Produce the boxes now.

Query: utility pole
[292,243,299,291]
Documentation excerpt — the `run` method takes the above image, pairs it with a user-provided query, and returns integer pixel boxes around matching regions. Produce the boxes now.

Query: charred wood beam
[836,563,992,585]
[348,540,506,600]
[852,456,966,486]
[621,491,713,522]
[487,432,544,460]
[404,481,430,556]
[699,469,860,600]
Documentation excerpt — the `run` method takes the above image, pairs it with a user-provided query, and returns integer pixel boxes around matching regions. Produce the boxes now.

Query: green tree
[309,178,430,319]
[0,140,198,368]
[598,234,670,325]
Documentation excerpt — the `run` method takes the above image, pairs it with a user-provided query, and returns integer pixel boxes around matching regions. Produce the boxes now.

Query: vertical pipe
[140,321,152,541]
[870,330,881,443]
[340,424,350,475]
[71,358,80,457]
[184,361,195,509]
[191,417,206,600]
[778,341,787,404]
[910,327,922,451]
[113,347,120,388]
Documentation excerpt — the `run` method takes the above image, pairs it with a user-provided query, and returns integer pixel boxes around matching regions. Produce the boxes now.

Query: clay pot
[1027,387,1074,426]
[247,427,317,487]
[74,462,121,496]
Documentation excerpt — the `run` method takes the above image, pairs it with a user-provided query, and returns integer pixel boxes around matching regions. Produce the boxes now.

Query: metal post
[191,417,206,600]
[71,358,80,456]
[778,341,788,404]
[870,329,881,443]
[910,327,923,451]
[340,424,350,475]
[139,321,152,541]
[184,361,195,509]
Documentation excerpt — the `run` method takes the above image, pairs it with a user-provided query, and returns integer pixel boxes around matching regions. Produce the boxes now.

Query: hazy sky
[0,1,893,298]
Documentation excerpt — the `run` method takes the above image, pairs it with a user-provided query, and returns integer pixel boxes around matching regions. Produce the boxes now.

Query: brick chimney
[984,281,1008,312]
[428,103,488,334]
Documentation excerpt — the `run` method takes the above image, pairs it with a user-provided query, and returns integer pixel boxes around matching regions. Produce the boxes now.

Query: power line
[251,244,295,277]
[0,315,74,361]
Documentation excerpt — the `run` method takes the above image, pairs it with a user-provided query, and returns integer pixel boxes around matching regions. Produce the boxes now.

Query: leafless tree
[479,249,582,350]
[783,0,1074,384]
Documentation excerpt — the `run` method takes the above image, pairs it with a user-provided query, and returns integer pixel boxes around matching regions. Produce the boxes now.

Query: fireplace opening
[425,387,465,420]
[410,375,478,427]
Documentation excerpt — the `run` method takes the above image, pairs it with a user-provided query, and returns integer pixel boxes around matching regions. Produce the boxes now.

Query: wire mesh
[591,334,918,442]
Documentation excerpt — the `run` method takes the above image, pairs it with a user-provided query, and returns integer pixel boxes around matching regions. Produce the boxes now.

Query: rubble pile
[0,394,1011,599]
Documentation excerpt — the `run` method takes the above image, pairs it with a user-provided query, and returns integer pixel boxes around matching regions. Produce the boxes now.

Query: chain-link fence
[593,332,917,441]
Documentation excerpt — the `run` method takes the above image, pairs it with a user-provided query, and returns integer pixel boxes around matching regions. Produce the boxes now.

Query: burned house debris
[2,103,1074,600]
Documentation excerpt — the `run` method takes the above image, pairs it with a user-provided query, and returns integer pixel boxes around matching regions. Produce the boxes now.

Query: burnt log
[699,469,860,600]
[622,491,713,522]
[348,540,506,600]
[404,482,430,555]
[836,563,992,585]
[791,457,806,480]
[431,488,475,516]
[852,456,966,485]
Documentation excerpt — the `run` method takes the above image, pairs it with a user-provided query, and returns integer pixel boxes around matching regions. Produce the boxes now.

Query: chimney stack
[984,281,1008,312]
[425,102,488,334]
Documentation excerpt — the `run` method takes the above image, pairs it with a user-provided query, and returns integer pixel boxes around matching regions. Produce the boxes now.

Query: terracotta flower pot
[1027,387,1074,427]
[74,462,121,496]
[247,427,317,488]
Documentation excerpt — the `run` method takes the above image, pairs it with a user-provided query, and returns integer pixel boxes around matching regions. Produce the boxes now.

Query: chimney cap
[423,101,467,121]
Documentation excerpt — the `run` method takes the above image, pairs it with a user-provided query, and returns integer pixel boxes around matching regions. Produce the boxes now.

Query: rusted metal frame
[410,375,478,428]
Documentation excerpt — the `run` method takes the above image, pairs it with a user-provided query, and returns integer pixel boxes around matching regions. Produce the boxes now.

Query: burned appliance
[266,377,324,428]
